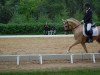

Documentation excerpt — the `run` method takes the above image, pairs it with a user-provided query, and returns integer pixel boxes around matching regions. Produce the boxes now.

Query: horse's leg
[81,43,88,53]
[67,40,80,53]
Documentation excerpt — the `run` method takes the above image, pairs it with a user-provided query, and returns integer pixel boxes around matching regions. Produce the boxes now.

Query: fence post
[39,55,42,64]
[17,55,20,65]
[70,54,73,63]
[92,54,96,63]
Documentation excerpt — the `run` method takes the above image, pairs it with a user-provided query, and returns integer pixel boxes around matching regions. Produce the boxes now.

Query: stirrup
[88,39,93,43]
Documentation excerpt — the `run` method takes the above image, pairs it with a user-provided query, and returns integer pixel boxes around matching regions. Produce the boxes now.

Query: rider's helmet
[84,2,91,8]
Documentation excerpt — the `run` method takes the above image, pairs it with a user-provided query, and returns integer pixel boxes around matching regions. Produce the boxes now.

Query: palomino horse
[63,18,100,53]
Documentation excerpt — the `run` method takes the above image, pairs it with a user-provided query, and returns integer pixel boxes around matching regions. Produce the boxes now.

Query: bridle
[66,21,80,30]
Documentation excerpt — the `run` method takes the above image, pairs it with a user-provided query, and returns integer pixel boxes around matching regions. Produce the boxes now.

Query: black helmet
[84,2,90,8]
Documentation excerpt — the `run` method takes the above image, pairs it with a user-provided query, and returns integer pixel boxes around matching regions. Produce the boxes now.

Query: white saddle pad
[83,26,99,36]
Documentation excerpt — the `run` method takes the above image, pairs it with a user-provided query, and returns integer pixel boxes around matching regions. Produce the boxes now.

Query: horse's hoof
[67,51,69,54]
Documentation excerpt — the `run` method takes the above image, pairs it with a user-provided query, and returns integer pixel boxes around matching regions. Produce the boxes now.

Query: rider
[83,3,93,43]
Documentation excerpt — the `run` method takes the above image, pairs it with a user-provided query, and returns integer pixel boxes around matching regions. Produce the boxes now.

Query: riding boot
[84,24,89,43]
[88,36,93,43]
[88,30,93,43]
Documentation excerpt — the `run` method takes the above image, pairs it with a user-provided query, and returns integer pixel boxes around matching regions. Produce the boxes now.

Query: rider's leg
[85,23,87,34]
[88,29,93,42]
[87,23,93,42]
[85,23,89,42]
[87,23,91,31]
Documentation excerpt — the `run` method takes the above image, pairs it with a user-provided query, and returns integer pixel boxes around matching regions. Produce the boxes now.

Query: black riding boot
[84,24,89,42]
[85,23,93,43]
[88,36,93,43]
[87,29,93,43]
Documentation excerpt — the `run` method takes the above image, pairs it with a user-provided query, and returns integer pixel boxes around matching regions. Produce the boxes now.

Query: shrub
[0,22,64,35]
[95,22,100,26]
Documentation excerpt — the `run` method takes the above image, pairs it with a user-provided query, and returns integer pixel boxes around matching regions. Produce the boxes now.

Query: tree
[42,0,64,20]
[0,0,5,6]
[65,0,78,17]
[93,0,100,21]
[19,0,42,20]
[0,0,13,24]
[0,6,13,24]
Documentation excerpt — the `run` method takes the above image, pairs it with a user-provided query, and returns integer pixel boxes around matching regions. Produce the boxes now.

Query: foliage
[0,0,5,6]
[93,0,100,21]
[0,0,100,22]
[0,0,100,34]
[95,22,100,26]
[41,0,65,20]
[0,6,13,24]
[0,22,64,35]
[19,0,42,20]
[0,68,100,75]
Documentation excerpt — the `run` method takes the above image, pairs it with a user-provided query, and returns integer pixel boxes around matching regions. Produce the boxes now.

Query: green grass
[0,68,100,75]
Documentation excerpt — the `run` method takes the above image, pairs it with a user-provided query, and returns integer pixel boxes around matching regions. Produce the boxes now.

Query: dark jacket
[84,8,92,24]
[44,25,48,31]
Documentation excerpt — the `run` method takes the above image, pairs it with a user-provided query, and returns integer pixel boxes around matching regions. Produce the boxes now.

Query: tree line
[0,0,100,24]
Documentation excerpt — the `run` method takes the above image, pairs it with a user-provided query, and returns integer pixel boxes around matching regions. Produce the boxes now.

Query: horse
[62,18,100,53]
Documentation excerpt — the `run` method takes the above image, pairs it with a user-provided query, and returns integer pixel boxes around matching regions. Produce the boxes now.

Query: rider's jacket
[84,8,92,24]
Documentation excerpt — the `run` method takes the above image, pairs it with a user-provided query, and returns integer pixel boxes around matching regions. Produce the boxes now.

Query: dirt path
[0,37,100,55]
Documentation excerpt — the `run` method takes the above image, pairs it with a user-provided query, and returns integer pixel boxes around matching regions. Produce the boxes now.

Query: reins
[67,21,80,30]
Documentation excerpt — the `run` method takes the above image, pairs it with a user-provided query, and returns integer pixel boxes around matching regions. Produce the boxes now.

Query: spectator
[51,26,56,35]
[44,22,49,35]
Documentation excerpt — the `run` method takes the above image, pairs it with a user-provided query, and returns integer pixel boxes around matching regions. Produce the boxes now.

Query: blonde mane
[67,18,81,25]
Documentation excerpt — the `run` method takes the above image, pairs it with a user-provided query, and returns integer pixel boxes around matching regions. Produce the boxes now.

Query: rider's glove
[81,20,84,24]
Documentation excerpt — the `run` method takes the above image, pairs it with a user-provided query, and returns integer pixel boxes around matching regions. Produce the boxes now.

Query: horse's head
[62,19,74,30]
[62,18,81,30]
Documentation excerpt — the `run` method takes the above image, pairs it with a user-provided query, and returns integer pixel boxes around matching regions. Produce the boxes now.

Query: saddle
[83,24,99,37]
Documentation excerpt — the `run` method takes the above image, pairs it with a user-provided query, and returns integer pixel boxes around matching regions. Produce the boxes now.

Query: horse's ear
[62,19,66,24]
[62,19,65,22]
[66,19,67,21]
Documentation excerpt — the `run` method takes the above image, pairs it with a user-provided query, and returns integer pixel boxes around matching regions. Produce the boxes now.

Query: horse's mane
[67,18,81,25]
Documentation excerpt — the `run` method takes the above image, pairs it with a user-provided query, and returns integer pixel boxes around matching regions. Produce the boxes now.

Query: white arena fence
[0,35,74,38]
[0,53,100,65]
[0,35,100,65]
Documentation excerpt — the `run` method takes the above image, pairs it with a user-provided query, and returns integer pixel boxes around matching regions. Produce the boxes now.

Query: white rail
[0,53,100,65]
[0,35,74,38]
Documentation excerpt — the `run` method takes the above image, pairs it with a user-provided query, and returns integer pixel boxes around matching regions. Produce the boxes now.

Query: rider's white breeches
[87,23,92,31]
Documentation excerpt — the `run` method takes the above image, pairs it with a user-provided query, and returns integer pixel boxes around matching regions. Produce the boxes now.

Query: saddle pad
[83,26,99,36]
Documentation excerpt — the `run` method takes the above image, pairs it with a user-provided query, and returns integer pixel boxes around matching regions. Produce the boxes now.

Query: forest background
[0,0,100,35]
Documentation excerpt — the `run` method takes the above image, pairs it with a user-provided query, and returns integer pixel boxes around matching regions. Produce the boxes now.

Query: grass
[0,68,100,75]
